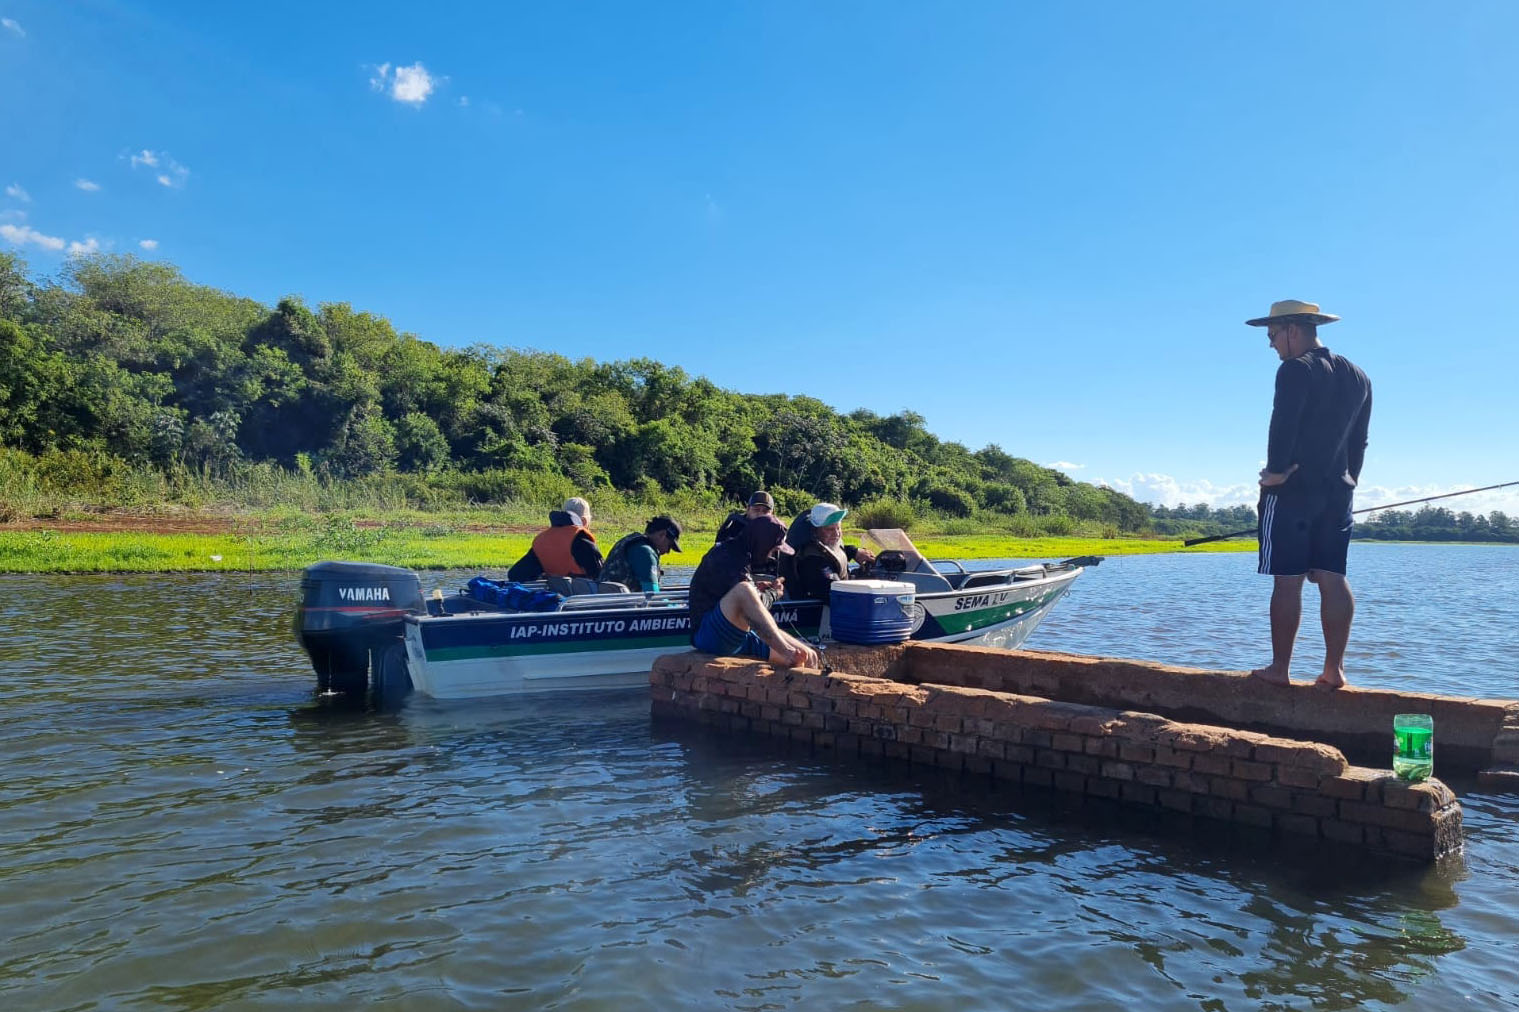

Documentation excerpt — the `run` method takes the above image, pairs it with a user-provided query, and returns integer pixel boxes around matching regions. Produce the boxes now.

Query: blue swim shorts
[692,607,771,660]
[1258,488,1353,577]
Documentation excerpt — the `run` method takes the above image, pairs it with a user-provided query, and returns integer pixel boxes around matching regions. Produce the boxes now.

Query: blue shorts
[1258,489,1353,576]
[692,608,771,659]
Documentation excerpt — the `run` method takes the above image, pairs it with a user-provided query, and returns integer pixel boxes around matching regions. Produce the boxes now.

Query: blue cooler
[828,580,917,644]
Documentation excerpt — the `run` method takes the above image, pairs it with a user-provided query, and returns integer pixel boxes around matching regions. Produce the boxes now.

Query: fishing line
[1182,479,1519,547]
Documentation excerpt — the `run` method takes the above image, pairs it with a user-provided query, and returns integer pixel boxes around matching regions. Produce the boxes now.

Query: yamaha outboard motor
[296,561,423,697]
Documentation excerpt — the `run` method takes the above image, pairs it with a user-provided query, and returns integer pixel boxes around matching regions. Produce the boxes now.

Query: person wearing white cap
[787,502,877,602]
[1244,301,1372,690]
[507,496,603,583]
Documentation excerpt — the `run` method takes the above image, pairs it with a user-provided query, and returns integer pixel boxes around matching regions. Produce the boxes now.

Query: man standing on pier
[1246,300,1372,690]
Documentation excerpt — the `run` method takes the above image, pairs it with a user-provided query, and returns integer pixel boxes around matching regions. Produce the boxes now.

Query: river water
[1,543,1515,1009]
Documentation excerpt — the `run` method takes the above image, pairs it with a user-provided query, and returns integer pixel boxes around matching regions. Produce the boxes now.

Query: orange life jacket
[531,524,596,576]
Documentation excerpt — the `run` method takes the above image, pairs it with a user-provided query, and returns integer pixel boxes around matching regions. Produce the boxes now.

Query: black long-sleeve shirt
[1266,346,1372,494]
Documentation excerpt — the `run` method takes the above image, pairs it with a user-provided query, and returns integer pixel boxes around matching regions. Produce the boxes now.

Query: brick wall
[651,653,1464,862]
[901,642,1518,774]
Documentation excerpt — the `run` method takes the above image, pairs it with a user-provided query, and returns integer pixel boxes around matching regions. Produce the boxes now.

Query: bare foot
[1249,664,1293,686]
[1314,669,1346,690]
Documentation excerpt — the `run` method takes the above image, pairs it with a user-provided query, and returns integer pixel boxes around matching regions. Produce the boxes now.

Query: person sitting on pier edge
[599,516,683,592]
[688,513,819,668]
[782,502,877,601]
[506,496,603,583]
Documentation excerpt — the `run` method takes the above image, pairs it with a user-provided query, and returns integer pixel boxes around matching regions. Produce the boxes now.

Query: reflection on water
[1,547,1518,1010]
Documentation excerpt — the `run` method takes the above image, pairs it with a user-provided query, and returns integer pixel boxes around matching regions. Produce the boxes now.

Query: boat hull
[401,568,1081,700]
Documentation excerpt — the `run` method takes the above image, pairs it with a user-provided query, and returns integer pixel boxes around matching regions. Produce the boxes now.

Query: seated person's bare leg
[719,582,819,668]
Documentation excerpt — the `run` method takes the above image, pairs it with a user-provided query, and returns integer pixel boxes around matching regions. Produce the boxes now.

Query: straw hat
[1245,300,1340,327]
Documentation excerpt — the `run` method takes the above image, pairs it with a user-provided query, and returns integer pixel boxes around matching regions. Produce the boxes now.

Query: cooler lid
[830,579,915,596]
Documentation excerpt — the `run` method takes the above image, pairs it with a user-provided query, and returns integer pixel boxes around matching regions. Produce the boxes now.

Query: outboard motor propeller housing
[296,561,423,697]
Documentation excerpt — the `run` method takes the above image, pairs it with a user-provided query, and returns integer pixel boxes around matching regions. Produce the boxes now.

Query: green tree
[395,412,450,473]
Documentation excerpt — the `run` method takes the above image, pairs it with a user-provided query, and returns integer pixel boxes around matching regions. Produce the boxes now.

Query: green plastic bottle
[1393,713,1434,781]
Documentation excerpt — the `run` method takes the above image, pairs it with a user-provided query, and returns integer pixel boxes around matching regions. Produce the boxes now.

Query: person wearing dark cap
[714,490,776,545]
[600,516,683,592]
[1244,300,1372,691]
[688,513,820,668]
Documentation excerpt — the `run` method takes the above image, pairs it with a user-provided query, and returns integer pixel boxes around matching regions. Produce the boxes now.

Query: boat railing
[558,589,689,613]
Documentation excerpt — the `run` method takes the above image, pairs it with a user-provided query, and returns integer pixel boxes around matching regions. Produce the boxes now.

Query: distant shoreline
[6,512,1509,574]
[0,523,1250,574]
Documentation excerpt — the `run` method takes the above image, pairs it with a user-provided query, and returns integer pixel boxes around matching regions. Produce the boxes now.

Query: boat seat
[597,581,631,594]
[543,574,605,596]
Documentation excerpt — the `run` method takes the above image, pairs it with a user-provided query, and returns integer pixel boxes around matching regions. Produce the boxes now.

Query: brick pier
[650,649,1465,862]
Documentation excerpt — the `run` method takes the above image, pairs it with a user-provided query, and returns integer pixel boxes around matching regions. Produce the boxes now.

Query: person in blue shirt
[599,516,683,592]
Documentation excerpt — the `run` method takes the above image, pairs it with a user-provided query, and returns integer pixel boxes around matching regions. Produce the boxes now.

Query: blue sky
[4,2,1518,513]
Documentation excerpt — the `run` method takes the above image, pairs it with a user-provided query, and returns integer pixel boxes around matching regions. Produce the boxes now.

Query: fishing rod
[1181,480,1519,548]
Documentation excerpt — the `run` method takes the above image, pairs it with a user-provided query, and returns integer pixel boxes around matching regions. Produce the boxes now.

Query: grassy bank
[0,517,1252,574]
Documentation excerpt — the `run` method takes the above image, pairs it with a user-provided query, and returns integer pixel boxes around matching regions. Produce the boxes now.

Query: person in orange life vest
[507,496,604,582]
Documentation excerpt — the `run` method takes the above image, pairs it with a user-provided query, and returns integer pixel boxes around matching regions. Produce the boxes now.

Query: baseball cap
[745,513,795,560]
[645,515,682,552]
[808,502,847,528]
[747,491,776,510]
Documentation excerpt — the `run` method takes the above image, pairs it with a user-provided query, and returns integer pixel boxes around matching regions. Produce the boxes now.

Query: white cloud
[457,95,469,107]
[75,178,101,192]
[391,62,436,104]
[1045,461,1085,472]
[130,149,189,188]
[67,237,101,256]
[1095,472,1259,509]
[0,208,24,222]
[369,60,437,105]
[1,223,66,251]
[5,182,29,202]
[1,17,23,37]
[139,238,159,250]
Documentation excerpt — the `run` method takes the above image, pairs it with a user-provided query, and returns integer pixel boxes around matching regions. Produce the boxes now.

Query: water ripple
[1,553,1518,1010]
